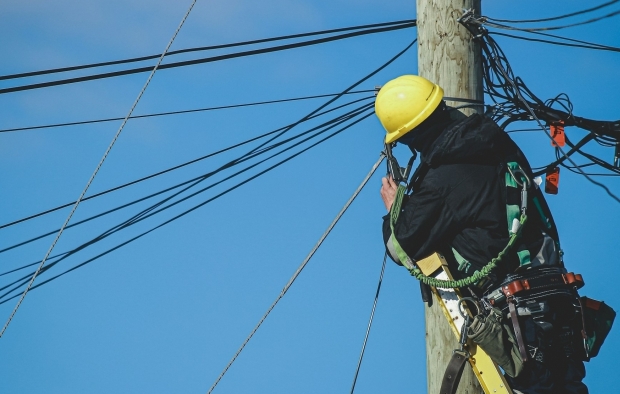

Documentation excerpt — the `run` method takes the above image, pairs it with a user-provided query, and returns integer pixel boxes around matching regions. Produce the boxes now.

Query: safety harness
[386,151,530,290]
[384,146,555,394]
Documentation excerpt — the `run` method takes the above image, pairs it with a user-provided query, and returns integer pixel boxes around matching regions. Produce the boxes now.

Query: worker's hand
[380,175,398,211]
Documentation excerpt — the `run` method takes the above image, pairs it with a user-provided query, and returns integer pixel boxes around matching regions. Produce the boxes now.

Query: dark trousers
[504,297,589,394]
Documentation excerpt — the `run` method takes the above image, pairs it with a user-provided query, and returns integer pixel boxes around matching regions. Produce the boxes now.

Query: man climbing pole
[375,75,614,393]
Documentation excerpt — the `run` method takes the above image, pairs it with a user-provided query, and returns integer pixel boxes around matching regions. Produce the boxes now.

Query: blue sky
[0,1,618,393]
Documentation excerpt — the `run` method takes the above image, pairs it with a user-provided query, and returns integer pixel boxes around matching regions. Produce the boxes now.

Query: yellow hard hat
[375,75,444,143]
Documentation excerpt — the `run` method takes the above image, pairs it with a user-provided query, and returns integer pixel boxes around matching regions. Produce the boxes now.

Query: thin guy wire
[0,0,198,339]
[350,252,388,394]
[207,154,385,394]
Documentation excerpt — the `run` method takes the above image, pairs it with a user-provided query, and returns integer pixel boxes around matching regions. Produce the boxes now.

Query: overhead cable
[0,90,375,133]
[0,107,372,298]
[0,37,414,308]
[484,8,620,31]
[0,96,374,231]
[0,102,374,256]
[0,22,416,95]
[1,106,373,298]
[0,112,377,304]
[206,153,385,394]
[485,0,619,24]
[0,0,199,339]
[0,20,414,82]
[488,31,620,53]
[459,13,620,203]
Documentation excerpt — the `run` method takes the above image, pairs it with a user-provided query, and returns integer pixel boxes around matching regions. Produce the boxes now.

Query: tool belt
[466,267,586,378]
[484,267,584,310]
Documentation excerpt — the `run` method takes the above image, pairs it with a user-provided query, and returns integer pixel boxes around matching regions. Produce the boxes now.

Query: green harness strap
[389,174,528,290]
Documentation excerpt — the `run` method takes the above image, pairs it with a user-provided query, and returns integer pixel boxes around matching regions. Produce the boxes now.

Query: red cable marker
[545,167,560,194]
[550,121,566,147]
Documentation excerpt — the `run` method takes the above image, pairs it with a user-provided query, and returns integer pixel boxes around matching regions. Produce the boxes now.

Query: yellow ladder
[417,253,513,394]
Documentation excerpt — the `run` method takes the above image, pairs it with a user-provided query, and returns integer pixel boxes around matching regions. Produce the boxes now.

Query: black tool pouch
[581,296,616,359]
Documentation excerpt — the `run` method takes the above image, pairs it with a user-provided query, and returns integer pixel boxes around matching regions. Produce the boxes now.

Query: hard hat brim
[384,83,444,144]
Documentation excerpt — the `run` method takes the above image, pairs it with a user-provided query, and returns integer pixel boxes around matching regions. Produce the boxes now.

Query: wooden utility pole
[416,1,483,393]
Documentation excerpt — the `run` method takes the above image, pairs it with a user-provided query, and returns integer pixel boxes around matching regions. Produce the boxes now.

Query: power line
[0,20,414,82]
[0,96,374,232]
[0,35,414,311]
[459,14,620,204]
[0,102,374,256]
[0,90,375,133]
[0,0,199,339]
[0,102,374,285]
[489,31,620,53]
[0,106,373,297]
[485,9,620,31]
[0,111,376,304]
[485,0,619,24]
[0,22,416,95]
[206,153,385,394]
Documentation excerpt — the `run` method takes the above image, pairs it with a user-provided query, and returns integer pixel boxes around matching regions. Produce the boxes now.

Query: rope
[206,154,385,393]
[0,0,199,339]
[350,252,388,394]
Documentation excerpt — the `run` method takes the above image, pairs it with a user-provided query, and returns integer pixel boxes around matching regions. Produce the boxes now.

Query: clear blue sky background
[0,1,618,393]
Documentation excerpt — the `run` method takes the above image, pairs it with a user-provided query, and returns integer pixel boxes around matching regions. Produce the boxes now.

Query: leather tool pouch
[467,307,525,378]
[581,296,616,359]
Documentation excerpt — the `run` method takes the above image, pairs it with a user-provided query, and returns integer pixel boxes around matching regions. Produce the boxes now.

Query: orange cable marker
[545,167,560,194]
[550,121,565,147]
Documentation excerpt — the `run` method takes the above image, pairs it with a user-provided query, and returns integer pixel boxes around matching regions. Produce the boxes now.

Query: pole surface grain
[416,0,483,393]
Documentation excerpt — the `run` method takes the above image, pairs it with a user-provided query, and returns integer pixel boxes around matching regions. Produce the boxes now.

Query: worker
[376,75,589,393]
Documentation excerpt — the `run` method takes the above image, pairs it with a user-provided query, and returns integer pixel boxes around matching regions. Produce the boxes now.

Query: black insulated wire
[483,9,620,32]
[488,31,620,53]
[485,0,619,24]
[459,15,620,202]
[0,111,376,304]
[0,37,414,306]
[0,22,416,95]
[0,90,375,133]
[0,103,374,257]
[0,96,374,231]
[0,20,415,81]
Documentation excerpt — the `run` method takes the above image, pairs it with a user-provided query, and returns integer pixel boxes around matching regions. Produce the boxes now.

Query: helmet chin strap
[384,142,417,186]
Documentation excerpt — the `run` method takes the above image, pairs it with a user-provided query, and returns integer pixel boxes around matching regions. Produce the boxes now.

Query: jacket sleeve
[382,185,459,264]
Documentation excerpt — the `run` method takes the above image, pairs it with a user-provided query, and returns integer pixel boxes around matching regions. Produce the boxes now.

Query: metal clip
[384,142,416,186]
[454,298,480,357]
[507,165,531,214]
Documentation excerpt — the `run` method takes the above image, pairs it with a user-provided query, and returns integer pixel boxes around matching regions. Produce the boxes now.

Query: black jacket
[383,114,561,288]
